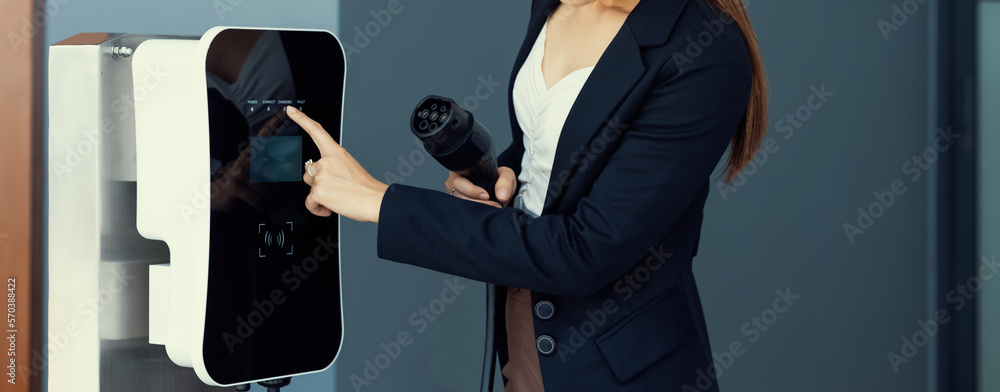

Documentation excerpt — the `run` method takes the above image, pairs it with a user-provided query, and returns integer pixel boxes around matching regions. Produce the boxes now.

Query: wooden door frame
[0,1,44,392]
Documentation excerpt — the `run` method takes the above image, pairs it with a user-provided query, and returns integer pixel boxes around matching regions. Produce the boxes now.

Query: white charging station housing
[133,26,345,386]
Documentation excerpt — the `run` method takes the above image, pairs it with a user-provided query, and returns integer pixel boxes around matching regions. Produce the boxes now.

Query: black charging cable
[481,285,496,392]
[234,377,291,392]
[409,96,499,392]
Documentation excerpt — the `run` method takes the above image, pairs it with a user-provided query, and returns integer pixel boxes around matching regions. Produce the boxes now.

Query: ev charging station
[47,27,345,391]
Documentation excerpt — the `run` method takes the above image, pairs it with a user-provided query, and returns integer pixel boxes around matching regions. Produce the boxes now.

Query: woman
[288,0,766,390]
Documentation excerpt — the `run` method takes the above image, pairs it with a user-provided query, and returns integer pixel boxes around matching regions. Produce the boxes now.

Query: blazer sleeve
[376,50,752,296]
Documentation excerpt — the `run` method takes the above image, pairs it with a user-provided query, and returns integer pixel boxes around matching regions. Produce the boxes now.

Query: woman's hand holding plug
[444,167,517,208]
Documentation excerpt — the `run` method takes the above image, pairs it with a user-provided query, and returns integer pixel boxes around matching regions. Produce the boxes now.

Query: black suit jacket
[377,0,752,390]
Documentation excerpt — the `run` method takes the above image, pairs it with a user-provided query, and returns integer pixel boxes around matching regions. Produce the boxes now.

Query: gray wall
[40,0,952,390]
[697,1,933,391]
[334,1,524,391]
[339,0,939,391]
[44,1,340,391]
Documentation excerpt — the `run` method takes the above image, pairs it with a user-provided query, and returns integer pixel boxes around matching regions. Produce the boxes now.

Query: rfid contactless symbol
[133,26,345,387]
[259,222,295,258]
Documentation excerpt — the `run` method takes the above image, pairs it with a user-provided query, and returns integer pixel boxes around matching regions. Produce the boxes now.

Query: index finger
[286,106,338,157]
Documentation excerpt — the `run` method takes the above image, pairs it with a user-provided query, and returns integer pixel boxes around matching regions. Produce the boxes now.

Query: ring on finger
[305,159,316,177]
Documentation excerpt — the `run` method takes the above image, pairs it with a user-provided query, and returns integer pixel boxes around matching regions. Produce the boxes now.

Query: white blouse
[511,20,595,218]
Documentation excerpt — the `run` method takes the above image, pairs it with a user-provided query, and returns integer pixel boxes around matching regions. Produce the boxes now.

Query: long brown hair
[707,0,768,184]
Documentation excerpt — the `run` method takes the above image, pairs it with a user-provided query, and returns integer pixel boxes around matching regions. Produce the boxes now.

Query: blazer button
[534,301,555,320]
[536,335,556,356]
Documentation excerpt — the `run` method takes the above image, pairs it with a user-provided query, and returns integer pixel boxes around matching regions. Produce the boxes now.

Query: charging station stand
[47,27,344,391]
[47,32,224,392]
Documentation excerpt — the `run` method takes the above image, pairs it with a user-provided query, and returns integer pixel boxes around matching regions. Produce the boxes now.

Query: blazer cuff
[376,183,434,264]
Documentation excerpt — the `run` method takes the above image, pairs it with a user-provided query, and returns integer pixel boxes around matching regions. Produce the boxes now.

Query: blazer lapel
[541,19,645,214]
[542,0,691,213]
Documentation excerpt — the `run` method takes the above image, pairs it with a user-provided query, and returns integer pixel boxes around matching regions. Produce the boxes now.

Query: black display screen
[203,29,343,384]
